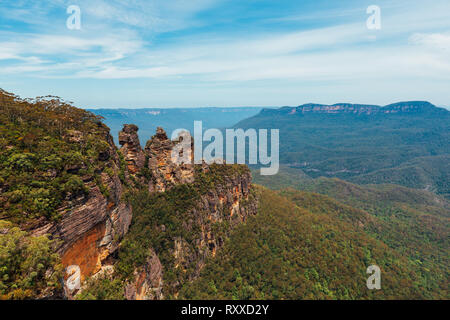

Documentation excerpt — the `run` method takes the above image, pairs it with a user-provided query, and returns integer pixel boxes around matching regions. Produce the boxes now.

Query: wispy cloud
[0,0,449,106]
[410,32,450,52]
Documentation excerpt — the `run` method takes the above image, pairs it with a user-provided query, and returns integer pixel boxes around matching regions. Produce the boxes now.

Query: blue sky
[0,0,449,108]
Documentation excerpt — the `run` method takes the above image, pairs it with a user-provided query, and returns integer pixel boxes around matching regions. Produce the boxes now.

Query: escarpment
[0,89,257,300]
[28,128,133,298]
[120,164,257,300]
[0,91,136,299]
[116,125,257,300]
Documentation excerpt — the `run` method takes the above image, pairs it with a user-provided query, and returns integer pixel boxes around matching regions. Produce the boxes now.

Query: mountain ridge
[235,100,449,197]
[259,101,447,116]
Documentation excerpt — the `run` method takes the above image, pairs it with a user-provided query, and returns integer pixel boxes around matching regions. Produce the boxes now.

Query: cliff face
[116,125,257,300]
[262,101,445,116]
[174,170,257,271]
[122,167,257,300]
[0,88,257,300]
[27,129,132,298]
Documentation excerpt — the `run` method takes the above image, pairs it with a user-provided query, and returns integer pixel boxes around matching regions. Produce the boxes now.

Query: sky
[0,0,449,108]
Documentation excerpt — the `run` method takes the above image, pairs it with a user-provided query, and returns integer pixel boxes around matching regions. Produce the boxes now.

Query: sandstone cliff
[118,124,145,175]
[0,88,257,300]
[25,128,132,298]
[116,125,257,300]
[260,101,444,116]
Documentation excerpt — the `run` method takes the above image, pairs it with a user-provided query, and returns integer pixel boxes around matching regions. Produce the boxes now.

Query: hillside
[78,163,257,300]
[0,89,136,299]
[253,170,449,298]
[236,101,450,197]
[180,186,447,299]
[0,89,257,300]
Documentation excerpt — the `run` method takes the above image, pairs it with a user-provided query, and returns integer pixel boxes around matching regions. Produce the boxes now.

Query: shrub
[0,220,62,299]
[7,153,35,172]
[63,175,88,197]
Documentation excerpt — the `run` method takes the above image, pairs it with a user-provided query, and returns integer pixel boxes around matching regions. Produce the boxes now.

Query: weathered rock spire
[118,124,145,174]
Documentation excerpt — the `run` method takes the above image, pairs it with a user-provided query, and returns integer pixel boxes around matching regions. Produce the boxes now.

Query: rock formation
[145,127,195,192]
[118,124,145,174]
[24,123,256,300]
[175,169,257,275]
[118,124,257,299]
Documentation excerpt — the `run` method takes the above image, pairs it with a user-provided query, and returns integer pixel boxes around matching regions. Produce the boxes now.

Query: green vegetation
[350,155,450,198]
[0,89,127,299]
[180,187,434,299]
[115,183,201,284]
[253,170,449,298]
[76,274,124,300]
[237,102,450,197]
[0,89,118,223]
[81,164,252,299]
[279,189,449,298]
[0,220,62,299]
[2,89,447,300]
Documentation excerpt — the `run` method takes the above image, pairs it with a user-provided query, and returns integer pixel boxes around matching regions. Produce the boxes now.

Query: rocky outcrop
[117,125,257,299]
[118,124,145,174]
[145,127,194,192]
[124,249,164,300]
[127,166,257,299]
[28,123,256,300]
[118,124,195,192]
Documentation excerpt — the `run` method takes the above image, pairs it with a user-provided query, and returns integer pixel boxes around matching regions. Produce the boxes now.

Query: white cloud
[409,32,450,52]
[1,0,450,90]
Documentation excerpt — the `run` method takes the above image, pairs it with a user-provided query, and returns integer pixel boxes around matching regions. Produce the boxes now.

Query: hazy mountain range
[91,101,449,197]
[89,107,263,145]
[235,101,450,198]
